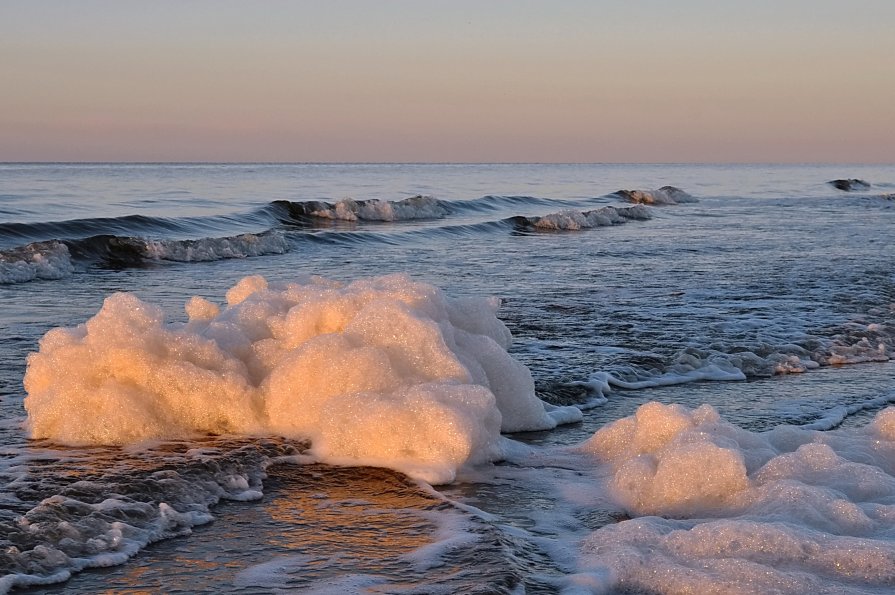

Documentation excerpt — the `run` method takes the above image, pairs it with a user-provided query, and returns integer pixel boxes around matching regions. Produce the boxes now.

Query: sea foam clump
[581,402,750,516]
[577,402,895,593]
[24,273,580,484]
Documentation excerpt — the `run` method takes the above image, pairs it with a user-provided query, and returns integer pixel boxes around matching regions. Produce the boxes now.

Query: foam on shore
[24,274,581,484]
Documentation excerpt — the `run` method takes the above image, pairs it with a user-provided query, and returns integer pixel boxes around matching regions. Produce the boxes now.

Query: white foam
[24,273,580,484]
[0,241,74,284]
[576,402,895,593]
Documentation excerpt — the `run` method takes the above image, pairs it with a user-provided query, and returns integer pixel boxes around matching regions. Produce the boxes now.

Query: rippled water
[2,163,894,593]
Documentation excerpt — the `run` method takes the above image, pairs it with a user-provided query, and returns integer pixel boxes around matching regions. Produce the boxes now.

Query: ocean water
[1,163,894,594]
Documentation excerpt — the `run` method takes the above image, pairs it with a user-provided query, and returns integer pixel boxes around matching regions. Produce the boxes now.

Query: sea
[1,162,894,594]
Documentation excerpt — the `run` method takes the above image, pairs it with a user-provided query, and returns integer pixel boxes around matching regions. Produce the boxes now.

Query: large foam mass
[24,273,578,483]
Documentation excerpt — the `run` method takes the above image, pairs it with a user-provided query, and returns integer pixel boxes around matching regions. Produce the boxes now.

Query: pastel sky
[2,0,893,163]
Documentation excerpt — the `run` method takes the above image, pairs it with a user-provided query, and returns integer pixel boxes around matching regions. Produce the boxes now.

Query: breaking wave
[0,242,74,284]
[271,195,449,223]
[509,205,652,231]
[0,232,288,283]
[612,185,698,205]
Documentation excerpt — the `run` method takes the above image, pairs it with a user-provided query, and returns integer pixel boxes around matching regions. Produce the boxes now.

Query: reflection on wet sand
[22,463,523,593]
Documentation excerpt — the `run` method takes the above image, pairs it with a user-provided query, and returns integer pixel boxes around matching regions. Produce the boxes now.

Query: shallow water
[2,163,894,593]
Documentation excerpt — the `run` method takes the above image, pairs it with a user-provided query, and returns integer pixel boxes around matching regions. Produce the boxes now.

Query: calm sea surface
[1,163,894,593]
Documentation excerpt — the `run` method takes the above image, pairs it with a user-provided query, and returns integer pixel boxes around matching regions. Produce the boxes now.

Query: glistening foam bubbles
[24,273,581,484]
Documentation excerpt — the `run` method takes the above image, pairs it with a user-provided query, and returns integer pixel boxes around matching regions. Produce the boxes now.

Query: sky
[1,0,893,163]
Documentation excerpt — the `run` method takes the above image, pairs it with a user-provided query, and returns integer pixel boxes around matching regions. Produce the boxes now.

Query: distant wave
[0,194,661,283]
[0,232,288,284]
[612,186,697,205]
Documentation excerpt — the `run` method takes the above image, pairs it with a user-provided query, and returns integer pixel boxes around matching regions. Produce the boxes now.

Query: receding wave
[582,316,895,399]
[0,437,299,593]
[612,185,697,205]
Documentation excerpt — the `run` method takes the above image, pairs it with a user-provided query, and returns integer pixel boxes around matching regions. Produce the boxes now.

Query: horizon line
[2,160,893,167]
